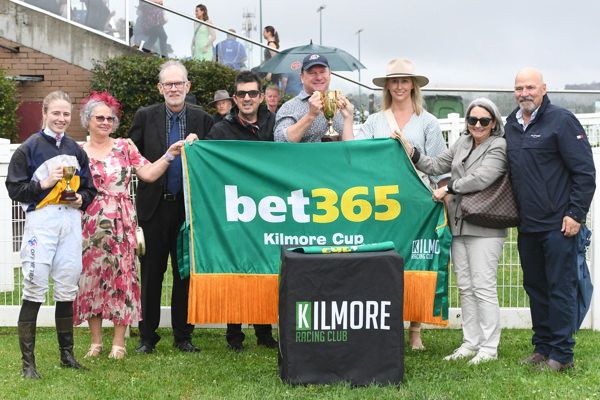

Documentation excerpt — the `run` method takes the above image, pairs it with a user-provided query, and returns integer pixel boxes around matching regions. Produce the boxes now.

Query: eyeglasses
[235,90,261,99]
[94,116,115,123]
[466,116,493,127]
[161,81,187,90]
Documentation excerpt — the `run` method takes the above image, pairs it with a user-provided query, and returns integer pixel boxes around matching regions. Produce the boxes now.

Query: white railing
[2,115,600,330]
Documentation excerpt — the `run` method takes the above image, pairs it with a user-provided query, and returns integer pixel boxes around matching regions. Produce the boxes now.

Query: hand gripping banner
[181,138,451,325]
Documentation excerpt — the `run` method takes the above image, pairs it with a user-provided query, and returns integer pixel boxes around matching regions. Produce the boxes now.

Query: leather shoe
[536,359,574,372]
[520,352,548,365]
[174,341,200,353]
[257,337,278,349]
[136,342,154,354]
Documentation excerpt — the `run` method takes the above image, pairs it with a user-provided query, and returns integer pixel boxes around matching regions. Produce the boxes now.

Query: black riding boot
[18,321,40,379]
[18,300,41,379]
[55,316,88,370]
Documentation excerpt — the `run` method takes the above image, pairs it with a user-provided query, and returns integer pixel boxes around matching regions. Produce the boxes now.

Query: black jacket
[128,103,214,220]
[206,104,275,141]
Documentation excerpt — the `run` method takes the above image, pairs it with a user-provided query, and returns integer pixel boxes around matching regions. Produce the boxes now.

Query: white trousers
[20,205,83,303]
[451,235,505,356]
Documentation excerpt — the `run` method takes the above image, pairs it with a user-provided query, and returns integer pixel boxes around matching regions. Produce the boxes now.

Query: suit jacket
[129,103,214,221]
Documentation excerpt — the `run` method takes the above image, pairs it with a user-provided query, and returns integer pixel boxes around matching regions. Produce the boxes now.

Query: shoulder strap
[384,109,401,133]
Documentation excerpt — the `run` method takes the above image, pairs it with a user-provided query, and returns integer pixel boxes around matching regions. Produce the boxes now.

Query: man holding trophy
[274,54,354,143]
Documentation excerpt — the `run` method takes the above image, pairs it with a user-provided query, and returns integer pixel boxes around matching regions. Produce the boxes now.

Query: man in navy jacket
[505,68,596,371]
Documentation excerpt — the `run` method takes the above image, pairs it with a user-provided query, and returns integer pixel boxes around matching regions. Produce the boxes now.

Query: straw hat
[372,59,429,88]
[208,90,233,107]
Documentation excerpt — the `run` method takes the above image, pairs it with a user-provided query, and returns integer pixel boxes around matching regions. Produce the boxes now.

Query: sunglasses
[235,90,261,98]
[466,116,493,127]
[94,116,115,123]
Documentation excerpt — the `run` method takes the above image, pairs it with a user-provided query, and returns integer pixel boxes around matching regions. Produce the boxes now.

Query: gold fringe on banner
[403,270,448,327]
[188,273,279,325]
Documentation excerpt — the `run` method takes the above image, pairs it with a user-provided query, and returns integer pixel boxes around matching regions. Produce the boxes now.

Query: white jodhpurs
[20,204,83,303]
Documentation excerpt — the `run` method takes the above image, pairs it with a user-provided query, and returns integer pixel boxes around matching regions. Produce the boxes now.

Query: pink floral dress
[74,138,150,326]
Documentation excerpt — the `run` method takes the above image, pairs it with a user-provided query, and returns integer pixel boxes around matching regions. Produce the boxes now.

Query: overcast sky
[164,0,599,91]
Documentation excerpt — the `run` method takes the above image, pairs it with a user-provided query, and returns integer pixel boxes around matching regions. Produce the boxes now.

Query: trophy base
[60,191,77,201]
[321,134,342,143]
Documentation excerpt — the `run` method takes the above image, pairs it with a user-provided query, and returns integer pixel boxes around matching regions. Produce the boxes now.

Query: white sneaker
[443,345,478,361]
[468,351,498,365]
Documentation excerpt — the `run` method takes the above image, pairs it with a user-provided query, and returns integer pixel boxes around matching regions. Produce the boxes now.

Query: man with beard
[129,60,214,354]
[206,70,278,351]
[505,67,595,371]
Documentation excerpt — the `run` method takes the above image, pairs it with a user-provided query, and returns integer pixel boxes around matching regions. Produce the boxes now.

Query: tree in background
[0,67,20,142]
[89,56,238,137]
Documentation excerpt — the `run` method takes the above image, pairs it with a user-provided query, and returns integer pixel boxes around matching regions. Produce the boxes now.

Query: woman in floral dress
[73,91,186,359]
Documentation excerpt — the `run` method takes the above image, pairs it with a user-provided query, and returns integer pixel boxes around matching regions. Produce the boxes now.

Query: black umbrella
[258,42,366,74]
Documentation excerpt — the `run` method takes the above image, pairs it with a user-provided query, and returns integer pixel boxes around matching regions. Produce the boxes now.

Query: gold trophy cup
[60,166,77,201]
[319,90,343,142]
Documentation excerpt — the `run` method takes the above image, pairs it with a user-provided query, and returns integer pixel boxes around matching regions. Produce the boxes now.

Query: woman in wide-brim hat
[354,58,450,351]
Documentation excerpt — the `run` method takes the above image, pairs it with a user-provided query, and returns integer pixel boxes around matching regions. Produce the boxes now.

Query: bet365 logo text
[225,185,401,223]
[295,300,391,343]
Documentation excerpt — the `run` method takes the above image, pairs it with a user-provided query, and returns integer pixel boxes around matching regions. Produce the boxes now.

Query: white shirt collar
[43,127,63,146]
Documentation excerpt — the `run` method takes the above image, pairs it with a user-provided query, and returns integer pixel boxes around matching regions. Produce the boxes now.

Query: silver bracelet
[163,152,174,163]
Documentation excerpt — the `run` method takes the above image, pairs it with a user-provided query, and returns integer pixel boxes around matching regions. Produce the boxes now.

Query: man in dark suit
[129,60,214,354]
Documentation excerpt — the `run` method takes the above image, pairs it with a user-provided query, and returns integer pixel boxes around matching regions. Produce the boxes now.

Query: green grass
[1,327,599,399]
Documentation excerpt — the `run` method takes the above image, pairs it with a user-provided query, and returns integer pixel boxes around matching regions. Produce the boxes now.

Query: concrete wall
[0,0,145,142]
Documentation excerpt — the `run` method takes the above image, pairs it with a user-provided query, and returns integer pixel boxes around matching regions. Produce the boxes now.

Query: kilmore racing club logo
[295,300,391,344]
[411,238,440,260]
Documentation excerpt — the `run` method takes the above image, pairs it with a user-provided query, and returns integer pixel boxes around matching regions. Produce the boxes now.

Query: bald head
[514,68,546,116]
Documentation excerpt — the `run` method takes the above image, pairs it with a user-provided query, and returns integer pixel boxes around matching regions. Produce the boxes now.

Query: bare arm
[338,95,355,141]
[206,20,216,48]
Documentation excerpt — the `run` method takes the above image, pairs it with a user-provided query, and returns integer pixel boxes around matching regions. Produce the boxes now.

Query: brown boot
[18,321,40,379]
[55,317,89,370]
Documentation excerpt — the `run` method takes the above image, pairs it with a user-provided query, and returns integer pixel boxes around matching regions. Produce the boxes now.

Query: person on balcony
[6,91,97,379]
[214,29,248,70]
[191,4,216,61]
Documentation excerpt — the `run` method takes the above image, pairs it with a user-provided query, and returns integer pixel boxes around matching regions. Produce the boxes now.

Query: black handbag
[460,171,520,228]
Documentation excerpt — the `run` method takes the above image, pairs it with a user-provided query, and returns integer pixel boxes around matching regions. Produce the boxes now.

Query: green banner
[182,138,451,320]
